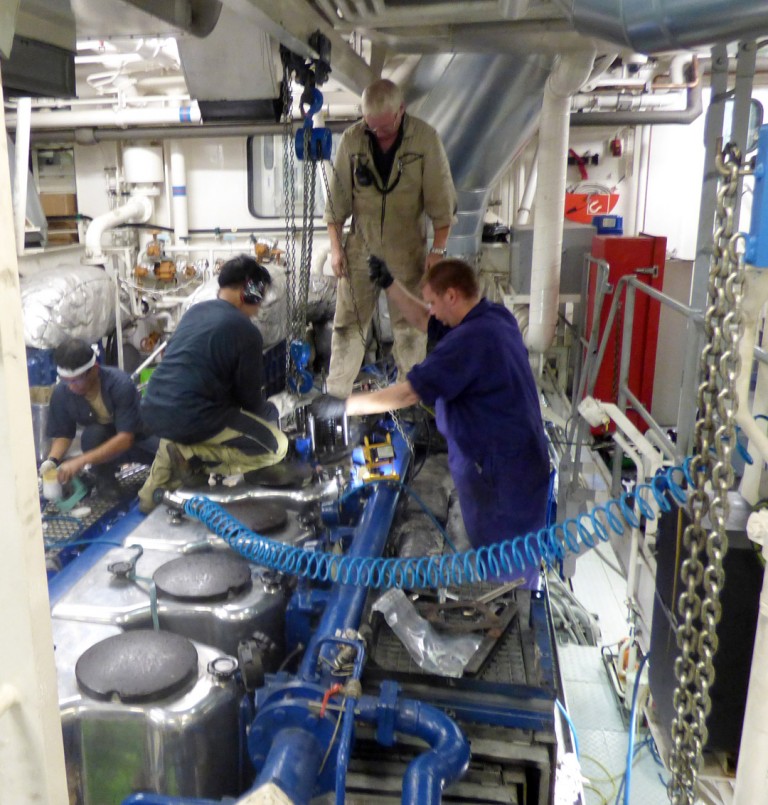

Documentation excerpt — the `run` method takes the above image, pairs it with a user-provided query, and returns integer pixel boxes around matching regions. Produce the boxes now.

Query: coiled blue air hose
[183,460,694,590]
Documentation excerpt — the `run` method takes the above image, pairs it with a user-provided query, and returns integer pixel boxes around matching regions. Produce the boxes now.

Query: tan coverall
[323,113,457,397]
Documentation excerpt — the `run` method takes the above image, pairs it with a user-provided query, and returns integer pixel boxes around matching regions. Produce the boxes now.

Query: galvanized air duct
[407,52,552,258]
[569,0,768,51]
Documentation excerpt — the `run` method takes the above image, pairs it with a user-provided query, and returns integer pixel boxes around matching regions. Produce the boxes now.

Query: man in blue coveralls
[311,257,550,585]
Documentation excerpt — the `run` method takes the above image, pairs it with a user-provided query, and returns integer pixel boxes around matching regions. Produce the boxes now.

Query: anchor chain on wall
[667,141,748,805]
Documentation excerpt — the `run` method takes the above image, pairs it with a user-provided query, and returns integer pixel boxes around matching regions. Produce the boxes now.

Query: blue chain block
[288,369,313,395]
[290,339,311,370]
[295,87,333,162]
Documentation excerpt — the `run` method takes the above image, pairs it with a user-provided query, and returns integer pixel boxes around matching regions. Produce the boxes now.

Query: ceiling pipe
[6,103,202,131]
[527,48,597,355]
[571,59,702,126]
[570,0,768,52]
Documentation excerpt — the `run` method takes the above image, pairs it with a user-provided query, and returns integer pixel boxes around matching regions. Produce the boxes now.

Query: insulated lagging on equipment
[183,460,694,589]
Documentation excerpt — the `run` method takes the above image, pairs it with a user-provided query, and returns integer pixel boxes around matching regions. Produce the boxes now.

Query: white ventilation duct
[526,49,597,355]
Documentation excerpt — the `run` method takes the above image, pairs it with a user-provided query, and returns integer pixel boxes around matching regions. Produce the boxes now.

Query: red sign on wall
[565,191,619,224]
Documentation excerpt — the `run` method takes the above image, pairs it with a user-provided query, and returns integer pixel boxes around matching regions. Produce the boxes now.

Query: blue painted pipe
[255,727,324,804]
[299,480,400,681]
[357,695,470,805]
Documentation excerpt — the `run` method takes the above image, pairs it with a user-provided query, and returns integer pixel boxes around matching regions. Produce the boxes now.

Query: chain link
[667,141,747,804]
[281,65,299,386]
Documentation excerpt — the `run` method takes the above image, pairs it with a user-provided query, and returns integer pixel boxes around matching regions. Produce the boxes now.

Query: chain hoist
[280,40,332,395]
[280,57,299,386]
[667,141,748,804]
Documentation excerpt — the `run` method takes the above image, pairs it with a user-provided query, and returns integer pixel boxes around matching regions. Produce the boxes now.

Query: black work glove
[310,394,347,420]
[368,255,394,290]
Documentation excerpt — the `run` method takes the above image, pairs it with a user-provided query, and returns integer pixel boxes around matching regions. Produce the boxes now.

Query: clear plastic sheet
[372,588,482,678]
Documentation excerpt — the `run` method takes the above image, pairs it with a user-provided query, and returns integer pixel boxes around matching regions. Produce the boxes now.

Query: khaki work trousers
[138,420,288,513]
[326,263,427,398]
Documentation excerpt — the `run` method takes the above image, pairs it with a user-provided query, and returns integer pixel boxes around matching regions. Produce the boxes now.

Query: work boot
[166,443,209,488]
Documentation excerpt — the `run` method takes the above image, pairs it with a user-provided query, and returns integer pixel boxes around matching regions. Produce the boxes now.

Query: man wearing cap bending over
[138,255,288,513]
[312,258,550,585]
[324,78,457,398]
[40,338,157,497]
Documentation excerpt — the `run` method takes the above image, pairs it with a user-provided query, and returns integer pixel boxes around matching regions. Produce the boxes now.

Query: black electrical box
[649,494,762,754]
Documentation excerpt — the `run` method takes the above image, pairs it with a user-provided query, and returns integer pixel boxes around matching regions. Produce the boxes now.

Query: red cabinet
[586,234,667,430]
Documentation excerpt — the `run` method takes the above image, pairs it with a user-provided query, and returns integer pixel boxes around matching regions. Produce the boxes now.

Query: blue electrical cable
[555,699,580,760]
[622,652,651,805]
[184,462,693,590]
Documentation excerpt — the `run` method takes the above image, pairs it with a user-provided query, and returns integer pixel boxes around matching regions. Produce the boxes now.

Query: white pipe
[735,270,768,464]
[12,97,31,256]
[734,512,768,805]
[6,102,202,130]
[516,141,539,226]
[84,194,153,264]
[571,91,689,111]
[631,125,652,237]
[527,48,596,354]
[170,141,189,244]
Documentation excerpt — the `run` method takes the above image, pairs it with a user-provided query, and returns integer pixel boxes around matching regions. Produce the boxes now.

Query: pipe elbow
[546,49,597,99]
[84,195,153,264]
[526,321,557,354]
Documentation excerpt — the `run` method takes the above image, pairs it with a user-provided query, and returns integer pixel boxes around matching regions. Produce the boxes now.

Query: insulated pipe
[527,49,596,354]
[84,194,153,264]
[570,81,702,127]
[515,141,539,226]
[571,0,768,52]
[6,102,202,130]
[12,96,31,256]
[160,477,340,511]
[169,141,189,244]
[356,693,470,805]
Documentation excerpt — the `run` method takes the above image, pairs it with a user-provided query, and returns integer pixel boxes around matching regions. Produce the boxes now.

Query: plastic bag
[372,588,482,678]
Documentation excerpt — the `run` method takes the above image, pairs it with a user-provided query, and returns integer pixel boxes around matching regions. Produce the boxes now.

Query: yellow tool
[360,434,399,482]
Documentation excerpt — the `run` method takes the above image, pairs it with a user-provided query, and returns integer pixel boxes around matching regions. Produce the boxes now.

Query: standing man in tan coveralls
[323,78,457,398]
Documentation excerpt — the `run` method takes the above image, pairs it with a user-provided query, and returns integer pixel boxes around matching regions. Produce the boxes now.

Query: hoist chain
[281,64,299,385]
[667,141,747,805]
[297,126,316,340]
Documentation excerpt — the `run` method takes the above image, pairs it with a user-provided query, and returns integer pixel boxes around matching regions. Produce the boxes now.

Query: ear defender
[241,278,265,305]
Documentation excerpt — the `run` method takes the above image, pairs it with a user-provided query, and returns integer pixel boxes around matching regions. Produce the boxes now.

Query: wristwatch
[429,247,447,256]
